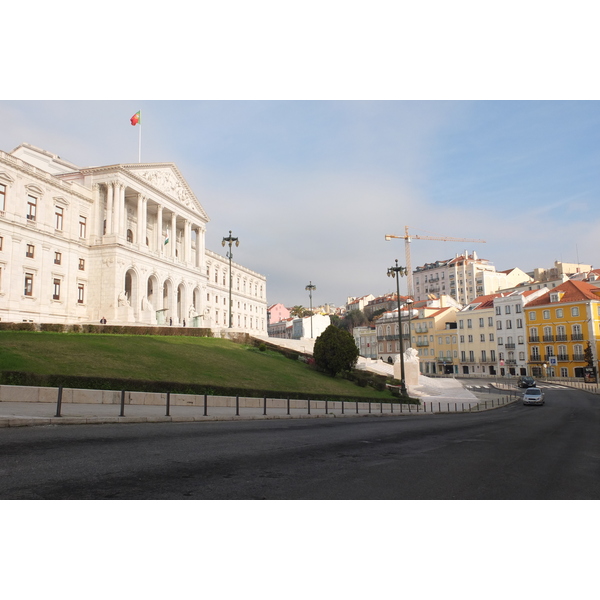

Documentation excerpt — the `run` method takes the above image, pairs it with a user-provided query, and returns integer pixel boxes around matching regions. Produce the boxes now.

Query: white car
[523,387,545,406]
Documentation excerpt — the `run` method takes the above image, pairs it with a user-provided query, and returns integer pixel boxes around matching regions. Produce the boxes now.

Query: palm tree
[290,305,306,318]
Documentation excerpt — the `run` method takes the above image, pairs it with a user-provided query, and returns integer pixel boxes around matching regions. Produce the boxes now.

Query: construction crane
[385,226,486,298]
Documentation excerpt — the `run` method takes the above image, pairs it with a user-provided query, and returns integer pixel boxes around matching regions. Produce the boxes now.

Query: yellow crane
[385,226,486,298]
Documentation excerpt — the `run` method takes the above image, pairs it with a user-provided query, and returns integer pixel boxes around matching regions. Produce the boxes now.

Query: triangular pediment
[123,163,209,221]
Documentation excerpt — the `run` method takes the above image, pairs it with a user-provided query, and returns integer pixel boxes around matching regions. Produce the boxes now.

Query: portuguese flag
[130,111,141,126]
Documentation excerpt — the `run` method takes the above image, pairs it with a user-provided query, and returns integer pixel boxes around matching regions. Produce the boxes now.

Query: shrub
[313,325,359,377]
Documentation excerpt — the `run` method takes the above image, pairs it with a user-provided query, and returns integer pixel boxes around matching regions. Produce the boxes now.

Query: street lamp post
[387,259,408,397]
[221,230,239,328]
[305,281,316,338]
[405,297,414,350]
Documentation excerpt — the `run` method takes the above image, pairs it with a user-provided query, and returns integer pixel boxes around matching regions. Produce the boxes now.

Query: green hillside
[0,331,394,399]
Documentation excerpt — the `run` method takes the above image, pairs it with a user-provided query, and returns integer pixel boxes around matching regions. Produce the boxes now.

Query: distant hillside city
[267,254,600,381]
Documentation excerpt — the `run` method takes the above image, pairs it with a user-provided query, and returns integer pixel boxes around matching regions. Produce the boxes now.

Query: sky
[1,100,599,308]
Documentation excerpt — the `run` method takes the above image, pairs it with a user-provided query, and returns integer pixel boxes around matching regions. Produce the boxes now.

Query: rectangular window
[571,307,580,317]
[516,318,523,328]
[505,305,511,314]
[488,317,493,327]
[77,283,85,304]
[489,333,494,341]
[467,319,472,328]
[55,206,64,230]
[496,321,502,330]
[78,216,87,238]
[490,350,496,361]
[479,318,484,327]
[506,320,512,329]
[480,334,485,342]
[529,311,536,320]
[515,304,522,313]
[481,350,487,362]
[468,335,473,343]
[469,351,475,362]
[495,306,501,315]
[54,252,61,265]
[78,258,85,271]
[24,273,33,296]
[27,195,37,221]
[26,244,35,258]
[543,310,550,319]
[0,183,6,212]
[53,278,61,300]
[0,236,3,251]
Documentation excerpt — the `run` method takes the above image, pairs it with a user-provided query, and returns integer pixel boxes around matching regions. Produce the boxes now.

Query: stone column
[184,220,190,264]
[156,204,163,253]
[106,183,114,234]
[142,197,148,246]
[137,193,143,245]
[118,184,126,237]
[93,183,101,239]
[171,213,177,259]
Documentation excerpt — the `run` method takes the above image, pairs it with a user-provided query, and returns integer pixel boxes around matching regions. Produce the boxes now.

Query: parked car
[523,387,545,406]
[518,376,536,388]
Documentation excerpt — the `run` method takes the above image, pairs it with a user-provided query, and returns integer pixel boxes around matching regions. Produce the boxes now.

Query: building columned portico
[0,144,267,332]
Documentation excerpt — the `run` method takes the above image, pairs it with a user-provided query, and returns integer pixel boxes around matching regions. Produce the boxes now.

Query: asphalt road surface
[2,384,599,499]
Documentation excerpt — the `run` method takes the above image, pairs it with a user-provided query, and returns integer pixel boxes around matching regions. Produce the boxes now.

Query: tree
[584,341,595,367]
[313,324,359,377]
[290,305,306,318]
[334,309,368,333]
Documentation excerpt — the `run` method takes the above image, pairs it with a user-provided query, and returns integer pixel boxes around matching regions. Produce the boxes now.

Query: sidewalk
[0,384,520,428]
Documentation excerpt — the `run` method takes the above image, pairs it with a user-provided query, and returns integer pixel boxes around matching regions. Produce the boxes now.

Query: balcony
[542,335,554,342]
[556,334,568,342]
[529,336,540,343]
[505,343,516,349]
[571,334,584,341]
[505,360,517,365]
[529,355,543,363]
[416,340,429,347]
[557,354,569,362]
[573,354,585,361]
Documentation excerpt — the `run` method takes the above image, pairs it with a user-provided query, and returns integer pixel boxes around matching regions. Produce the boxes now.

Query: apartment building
[524,280,600,379]
[413,251,530,305]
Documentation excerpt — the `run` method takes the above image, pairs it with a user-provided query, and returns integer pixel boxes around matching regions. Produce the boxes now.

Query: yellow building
[525,280,600,379]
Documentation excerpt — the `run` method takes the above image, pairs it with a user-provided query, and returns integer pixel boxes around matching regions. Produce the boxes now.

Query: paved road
[1,384,599,499]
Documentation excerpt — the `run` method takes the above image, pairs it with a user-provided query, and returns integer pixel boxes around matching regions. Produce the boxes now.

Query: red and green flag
[130,111,141,126]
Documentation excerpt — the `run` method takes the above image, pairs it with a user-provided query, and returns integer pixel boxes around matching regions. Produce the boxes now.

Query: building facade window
[77,283,85,304]
[55,206,64,230]
[54,252,61,265]
[79,216,87,238]
[24,273,33,296]
[26,244,35,258]
[53,278,61,300]
[27,195,37,221]
[78,259,85,271]
[0,183,6,212]
[571,307,580,317]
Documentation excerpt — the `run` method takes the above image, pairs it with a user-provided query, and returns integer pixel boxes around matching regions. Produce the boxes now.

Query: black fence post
[55,386,63,418]
[308,399,311,415]
[166,391,171,417]
[204,393,208,416]
[235,396,239,416]
[263,396,267,416]
[287,397,290,415]
[356,400,359,414]
[368,399,371,414]
[325,399,328,414]
[120,390,125,417]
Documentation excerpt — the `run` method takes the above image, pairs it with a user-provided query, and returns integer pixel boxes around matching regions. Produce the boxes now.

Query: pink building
[268,303,291,325]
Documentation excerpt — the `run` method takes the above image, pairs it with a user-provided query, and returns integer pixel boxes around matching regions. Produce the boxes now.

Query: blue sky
[1,100,599,307]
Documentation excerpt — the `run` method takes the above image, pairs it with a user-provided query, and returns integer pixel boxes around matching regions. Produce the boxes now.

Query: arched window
[127,229,134,243]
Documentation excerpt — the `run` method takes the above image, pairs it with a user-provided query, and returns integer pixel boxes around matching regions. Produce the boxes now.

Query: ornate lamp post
[387,259,408,396]
[221,230,239,328]
[305,281,316,338]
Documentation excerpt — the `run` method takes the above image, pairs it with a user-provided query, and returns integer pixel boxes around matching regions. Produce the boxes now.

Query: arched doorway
[177,283,186,325]
[124,268,139,320]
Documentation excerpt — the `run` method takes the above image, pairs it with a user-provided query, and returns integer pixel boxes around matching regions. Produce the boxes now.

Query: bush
[313,325,359,377]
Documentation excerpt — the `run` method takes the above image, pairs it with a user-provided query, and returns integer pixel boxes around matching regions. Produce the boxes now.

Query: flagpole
[138,115,142,163]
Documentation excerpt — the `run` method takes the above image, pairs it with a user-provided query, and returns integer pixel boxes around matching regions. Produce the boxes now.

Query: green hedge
[0,322,214,337]
[0,370,418,404]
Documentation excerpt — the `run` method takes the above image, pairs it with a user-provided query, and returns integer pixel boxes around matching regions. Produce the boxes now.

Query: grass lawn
[0,331,394,399]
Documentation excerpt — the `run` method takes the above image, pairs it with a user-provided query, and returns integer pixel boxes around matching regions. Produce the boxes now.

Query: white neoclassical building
[0,143,267,332]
